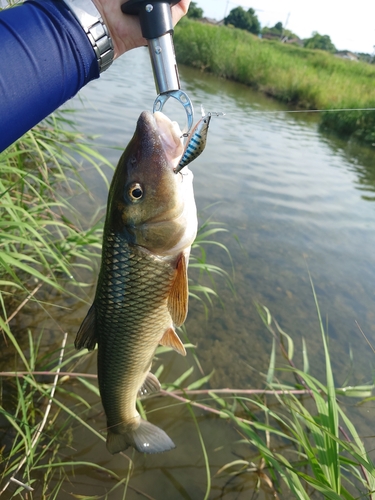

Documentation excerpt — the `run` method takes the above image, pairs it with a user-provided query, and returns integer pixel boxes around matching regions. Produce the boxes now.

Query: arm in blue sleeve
[0,0,100,152]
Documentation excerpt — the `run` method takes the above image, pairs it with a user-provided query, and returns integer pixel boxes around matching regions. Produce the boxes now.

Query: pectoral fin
[138,372,161,398]
[168,252,189,327]
[75,303,97,351]
[160,327,186,356]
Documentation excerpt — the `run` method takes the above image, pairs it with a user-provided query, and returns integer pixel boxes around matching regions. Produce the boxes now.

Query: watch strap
[61,0,114,73]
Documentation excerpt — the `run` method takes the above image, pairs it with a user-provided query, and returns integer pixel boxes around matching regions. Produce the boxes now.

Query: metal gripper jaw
[121,0,194,133]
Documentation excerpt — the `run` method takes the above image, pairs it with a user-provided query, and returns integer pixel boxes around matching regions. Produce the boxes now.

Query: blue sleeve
[0,0,100,152]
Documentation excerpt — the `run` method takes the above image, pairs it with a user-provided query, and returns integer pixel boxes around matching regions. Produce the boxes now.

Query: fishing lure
[175,107,224,173]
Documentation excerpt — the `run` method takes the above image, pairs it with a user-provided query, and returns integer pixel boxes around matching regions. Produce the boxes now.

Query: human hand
[92,0,191,58]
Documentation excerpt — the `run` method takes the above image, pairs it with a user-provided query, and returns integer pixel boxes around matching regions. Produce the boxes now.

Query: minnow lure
[175,107,224,173]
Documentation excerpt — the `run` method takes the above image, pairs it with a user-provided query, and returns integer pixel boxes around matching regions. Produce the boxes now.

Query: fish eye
[127,183,143,202]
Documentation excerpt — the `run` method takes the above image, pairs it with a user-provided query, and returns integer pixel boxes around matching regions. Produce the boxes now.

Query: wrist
[61,0,114,72]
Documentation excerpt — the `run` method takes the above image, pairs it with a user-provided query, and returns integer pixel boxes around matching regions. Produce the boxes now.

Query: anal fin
[160,327,186,356]
[75,303,97,351]
[138,372,161,398]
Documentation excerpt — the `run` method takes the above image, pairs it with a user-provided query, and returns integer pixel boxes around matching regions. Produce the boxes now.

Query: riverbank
[174,19,375,144]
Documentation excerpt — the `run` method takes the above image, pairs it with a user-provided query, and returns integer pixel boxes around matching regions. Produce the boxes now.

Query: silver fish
[75,111,197,454]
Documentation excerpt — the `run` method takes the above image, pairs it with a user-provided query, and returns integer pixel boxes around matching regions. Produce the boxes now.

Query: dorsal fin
[168,252,189,327]
[160,326,186,356]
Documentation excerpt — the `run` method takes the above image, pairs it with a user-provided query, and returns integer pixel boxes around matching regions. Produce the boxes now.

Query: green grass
[210,284,375,499]
[3,297,375,498]
[0,111,115,497]
[0,110,112,303]
[174,19,375,143]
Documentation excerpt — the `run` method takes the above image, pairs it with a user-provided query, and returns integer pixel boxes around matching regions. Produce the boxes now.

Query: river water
[24,48,375,498]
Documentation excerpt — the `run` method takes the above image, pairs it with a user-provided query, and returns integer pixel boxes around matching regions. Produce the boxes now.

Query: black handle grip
[121,0,181,39]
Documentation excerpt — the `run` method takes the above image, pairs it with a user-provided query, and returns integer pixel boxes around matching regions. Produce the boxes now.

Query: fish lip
[137,111,183,171]
[137,110,158,135]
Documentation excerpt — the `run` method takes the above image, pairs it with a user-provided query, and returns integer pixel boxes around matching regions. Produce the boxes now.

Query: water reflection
[320,127,375,200]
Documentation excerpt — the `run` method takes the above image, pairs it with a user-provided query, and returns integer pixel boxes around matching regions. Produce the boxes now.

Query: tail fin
[106,419,175,454]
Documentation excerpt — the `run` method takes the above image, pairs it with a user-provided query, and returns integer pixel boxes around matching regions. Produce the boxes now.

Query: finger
[171,0,191,24]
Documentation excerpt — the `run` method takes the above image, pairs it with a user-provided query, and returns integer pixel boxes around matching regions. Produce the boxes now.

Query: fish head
[108,111,197,256]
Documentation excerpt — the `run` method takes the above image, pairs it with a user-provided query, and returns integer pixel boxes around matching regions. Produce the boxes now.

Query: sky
[196,0,375,54]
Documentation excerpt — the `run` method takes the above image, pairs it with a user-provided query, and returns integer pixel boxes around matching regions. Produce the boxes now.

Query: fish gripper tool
[121,0,194,133]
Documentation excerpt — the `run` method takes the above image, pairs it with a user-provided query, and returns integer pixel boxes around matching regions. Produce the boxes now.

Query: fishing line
[250,107,375,114]
[209,107,375,116]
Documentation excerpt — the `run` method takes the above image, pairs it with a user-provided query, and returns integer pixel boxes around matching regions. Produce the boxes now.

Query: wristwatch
[61,0,114,73]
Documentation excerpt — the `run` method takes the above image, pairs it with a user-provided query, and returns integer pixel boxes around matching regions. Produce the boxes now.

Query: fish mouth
[137,111,184,171]
[127,112,195,252]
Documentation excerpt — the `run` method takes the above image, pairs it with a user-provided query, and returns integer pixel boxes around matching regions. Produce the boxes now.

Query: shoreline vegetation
[1,116,375,498]
[174,19,375,145]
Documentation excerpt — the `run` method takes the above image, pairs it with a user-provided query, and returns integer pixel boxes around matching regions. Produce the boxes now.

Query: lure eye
[127,183,143,202]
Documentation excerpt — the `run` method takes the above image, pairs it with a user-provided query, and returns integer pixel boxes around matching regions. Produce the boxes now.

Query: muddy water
[5,47,375,498]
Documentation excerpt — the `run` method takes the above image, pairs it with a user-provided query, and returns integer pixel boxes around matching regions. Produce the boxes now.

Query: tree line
[187,2,373,61]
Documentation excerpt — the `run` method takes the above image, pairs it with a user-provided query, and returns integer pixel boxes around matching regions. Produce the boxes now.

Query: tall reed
[174,19,375,143]
[0,111,112,303]
[0,110,115,497]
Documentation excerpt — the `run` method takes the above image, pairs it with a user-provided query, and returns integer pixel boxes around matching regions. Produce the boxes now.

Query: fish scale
[96,231,176,430]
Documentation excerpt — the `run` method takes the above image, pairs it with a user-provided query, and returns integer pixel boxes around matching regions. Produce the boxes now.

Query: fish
[75,111,198,454]
[175,108,224,173]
